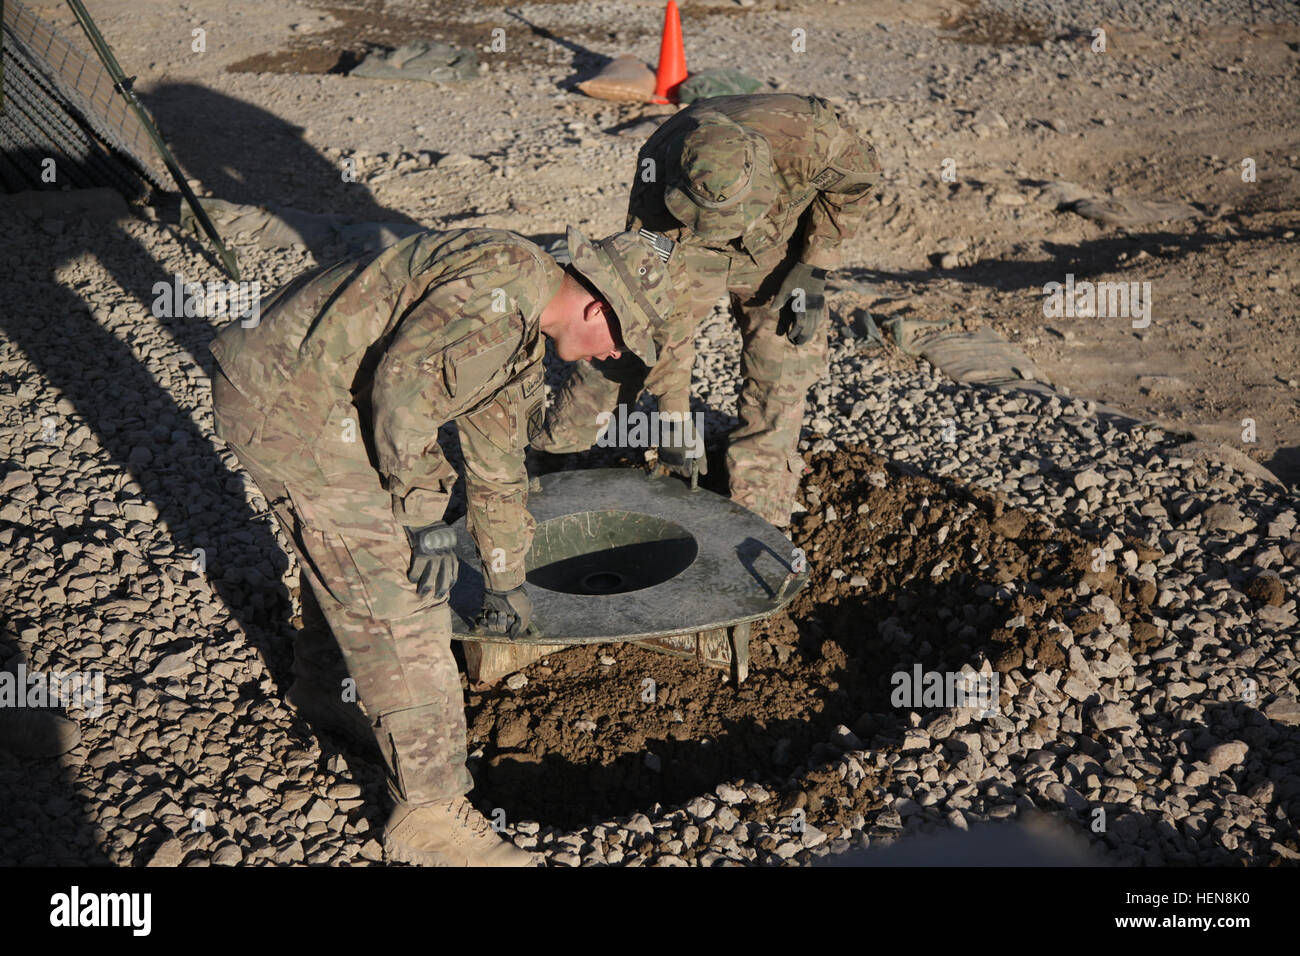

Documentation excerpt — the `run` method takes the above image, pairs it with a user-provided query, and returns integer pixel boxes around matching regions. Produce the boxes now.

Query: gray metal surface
[449,469,807,643]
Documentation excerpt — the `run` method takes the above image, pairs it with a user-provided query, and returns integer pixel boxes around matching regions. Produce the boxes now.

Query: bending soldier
[209,227,670,865]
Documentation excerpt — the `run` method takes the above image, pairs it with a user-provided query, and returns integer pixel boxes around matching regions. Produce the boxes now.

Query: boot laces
[452,797,496,840]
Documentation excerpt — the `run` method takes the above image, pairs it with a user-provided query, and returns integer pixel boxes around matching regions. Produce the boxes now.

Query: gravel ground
[1,209,1296,865]
[977,0,1298,34]
[1,0,1297,866]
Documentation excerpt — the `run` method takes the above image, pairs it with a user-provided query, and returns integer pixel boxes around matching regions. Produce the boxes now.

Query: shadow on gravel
[0,181,294,860]
[1085,697,1300,866]
[1193,699,1300,862]
[1264,444,1299,490]
[504,8,612,91]
[841,221,1297,296]
[139,84,418,226]
[0,630,112,865]
[0,90,422,860]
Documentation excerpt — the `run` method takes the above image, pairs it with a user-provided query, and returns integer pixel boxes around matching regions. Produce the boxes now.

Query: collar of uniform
[523,247,564,366]
[536,247,565,307]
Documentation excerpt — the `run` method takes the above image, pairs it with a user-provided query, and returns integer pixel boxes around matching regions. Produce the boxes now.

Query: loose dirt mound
[463,447,1153,840]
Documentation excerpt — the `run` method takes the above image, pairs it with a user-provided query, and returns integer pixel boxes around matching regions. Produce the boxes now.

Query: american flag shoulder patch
[638,228,675,262]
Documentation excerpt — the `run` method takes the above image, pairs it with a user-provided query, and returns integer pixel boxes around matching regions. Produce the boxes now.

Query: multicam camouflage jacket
[627,93,881,271]
[210,228,562,590]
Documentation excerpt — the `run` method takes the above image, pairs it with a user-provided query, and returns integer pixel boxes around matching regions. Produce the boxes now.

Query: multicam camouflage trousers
[211,367,473,805]
[536,233,828,527]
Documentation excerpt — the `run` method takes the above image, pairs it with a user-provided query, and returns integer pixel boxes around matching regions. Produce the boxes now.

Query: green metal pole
[64,0,240,279]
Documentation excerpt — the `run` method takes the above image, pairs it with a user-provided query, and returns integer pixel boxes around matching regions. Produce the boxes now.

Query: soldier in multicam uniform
[208,227,670,866]
[536,93,881,527]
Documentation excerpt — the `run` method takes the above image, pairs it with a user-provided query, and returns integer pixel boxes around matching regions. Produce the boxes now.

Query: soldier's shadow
[139,83,419,226]
[0,184,313,859]
[0,81,428,861]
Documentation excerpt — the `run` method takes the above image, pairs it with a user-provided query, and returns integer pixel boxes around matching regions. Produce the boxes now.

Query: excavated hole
[466,447,1153,834]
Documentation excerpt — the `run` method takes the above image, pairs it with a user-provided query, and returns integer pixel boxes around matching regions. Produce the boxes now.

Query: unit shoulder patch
[811,166,846,190]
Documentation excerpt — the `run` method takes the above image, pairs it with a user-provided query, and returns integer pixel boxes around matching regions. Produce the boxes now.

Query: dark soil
[463,446,1156,840]
[225,0,650,77]
[940,0,1050,46]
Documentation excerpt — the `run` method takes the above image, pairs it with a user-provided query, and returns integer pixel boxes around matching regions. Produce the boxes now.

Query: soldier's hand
[773,262,828,346]
[477,586,532,639]
[657,439,707,482]
[656,406,707,482]
[405,521,459,600]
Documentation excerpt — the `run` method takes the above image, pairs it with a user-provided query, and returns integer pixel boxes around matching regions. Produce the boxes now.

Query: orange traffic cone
[651,1,688,104]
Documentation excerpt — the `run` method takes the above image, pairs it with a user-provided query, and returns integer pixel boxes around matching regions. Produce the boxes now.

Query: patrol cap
[566,226,673,367]
[664,110,778,242]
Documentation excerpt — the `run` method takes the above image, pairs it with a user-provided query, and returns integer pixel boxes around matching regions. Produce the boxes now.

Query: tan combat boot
[384,797,537,867]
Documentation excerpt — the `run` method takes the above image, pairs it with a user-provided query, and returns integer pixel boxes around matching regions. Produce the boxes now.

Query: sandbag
[677,68,764,104]
[1036,181,1202,227]
[349,40,477,83]
[1069,196,1201,228]
[577,55,656,102]
[914,329,1044,387]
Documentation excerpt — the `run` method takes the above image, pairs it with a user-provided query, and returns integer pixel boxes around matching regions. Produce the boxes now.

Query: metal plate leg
[730,622,750,684]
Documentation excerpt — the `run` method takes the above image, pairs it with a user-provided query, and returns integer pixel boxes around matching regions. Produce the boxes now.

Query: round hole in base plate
[526,510,698,595]
[581,571,626,593]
